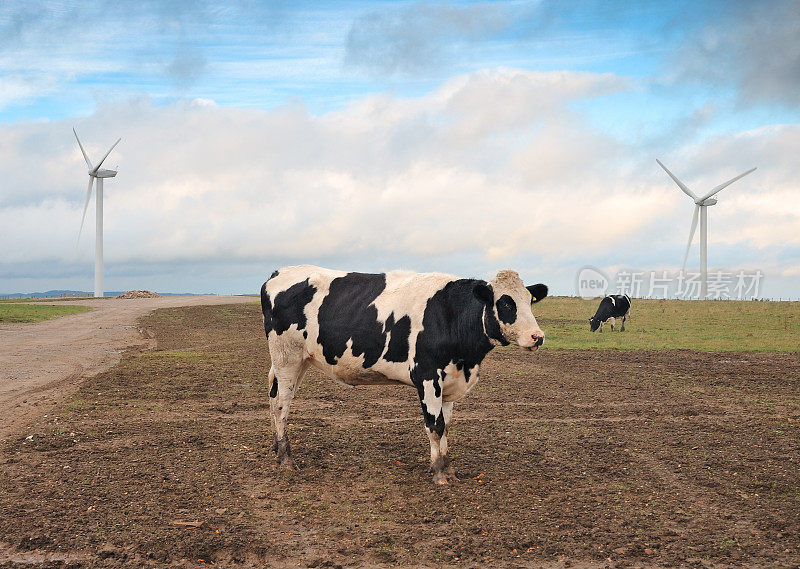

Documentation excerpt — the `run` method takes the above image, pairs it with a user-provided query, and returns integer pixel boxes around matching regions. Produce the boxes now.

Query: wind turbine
[657,159,756,299]
[74,127,121,298]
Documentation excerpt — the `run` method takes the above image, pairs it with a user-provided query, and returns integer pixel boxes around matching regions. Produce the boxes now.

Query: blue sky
[1,0,799,297]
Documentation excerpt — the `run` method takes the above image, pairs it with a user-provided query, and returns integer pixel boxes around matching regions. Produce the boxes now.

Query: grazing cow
[589,294,631,332]
[260,265,548,484]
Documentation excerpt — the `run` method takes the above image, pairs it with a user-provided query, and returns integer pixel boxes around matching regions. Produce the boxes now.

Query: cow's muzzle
[526,331,545,351]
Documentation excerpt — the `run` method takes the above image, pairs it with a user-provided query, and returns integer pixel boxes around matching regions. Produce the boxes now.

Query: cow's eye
[495,294,517,324]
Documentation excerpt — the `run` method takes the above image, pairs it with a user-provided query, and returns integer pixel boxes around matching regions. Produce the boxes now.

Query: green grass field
[0,303,91,323]
[535,297,800,352]
[0,297,94,303]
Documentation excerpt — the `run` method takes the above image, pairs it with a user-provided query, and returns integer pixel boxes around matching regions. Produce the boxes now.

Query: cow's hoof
[432,471,450,485]
[278,456,296,470]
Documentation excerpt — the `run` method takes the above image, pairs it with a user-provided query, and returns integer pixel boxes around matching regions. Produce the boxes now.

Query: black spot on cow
[433,373,442,398]
[496,294,517,324]
[429,407,445,436]
[383,313,411,363]
[483,303,508,346]
[411,280,500,434]
[269,375,278,398]
[270,269,280,280]
[260,282,274,335]
[317,272,387,367]
[418,394,446,437]
[270,279,317,335]
[472,283,508,345]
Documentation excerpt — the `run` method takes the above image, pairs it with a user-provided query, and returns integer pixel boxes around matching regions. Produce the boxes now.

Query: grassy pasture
[536,297,800,352]
[0,296,94,303]
[0,303,90,323]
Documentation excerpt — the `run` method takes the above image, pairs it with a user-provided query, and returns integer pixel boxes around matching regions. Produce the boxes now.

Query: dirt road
[0,296,256,440]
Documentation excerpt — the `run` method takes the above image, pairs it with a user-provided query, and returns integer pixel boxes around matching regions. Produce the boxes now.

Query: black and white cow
[589,294,631,332]
[260,265,548,484]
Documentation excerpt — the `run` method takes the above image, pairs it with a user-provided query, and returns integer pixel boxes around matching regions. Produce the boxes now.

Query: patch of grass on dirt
[151,350,220,361]
[0,303,90,323]
[0,296,95,303]
[535,297,800,352]
[0,303,798,568]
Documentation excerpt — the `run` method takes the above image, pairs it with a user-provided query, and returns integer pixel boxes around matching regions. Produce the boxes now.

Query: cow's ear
[473,283,494,306]
[527,283,548,303]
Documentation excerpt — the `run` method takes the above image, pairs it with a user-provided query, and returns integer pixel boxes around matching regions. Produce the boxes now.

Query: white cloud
[0,67,798,295]
[0,73,58,109]
[344,2,518,75]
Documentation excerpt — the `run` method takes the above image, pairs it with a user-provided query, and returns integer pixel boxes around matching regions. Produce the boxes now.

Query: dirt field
[0,295,254,441]
[1,303,798,568]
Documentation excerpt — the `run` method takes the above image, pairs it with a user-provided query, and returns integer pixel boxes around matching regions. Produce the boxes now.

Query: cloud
[662,124,800,250]
[342,0,685,78]
[674,0,800,107]
[0,4,45,48]
[0,69,630,277]
[1,67,798,295]
[0,73,58,109]
[164,47,208,90]
[0,0,267,106]
[344,2,519,75]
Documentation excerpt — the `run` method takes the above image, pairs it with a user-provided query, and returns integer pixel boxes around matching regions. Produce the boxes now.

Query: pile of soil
[117,290,160,299]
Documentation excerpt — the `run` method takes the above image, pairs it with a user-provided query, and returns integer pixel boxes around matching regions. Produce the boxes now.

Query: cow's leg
[417,377,452,484]
[438,401,457,482]
[268,354,309,469]
[621,314,627,332]
[610,317,616,331]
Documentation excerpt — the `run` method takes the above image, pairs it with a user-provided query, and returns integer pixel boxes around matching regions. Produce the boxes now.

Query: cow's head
[589,316,601,332]
[473,270,548,350]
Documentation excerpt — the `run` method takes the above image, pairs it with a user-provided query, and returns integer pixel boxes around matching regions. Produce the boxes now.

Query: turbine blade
[657,159,698,200]
[682,205,700,271]
[77,177,94,245]
[91,138,121,173]
[698,167,757,202]
[73,127,93,170]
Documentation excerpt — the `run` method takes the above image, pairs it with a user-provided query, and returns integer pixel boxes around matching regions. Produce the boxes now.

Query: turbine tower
[74,128,121,298]
[656,159,756,299]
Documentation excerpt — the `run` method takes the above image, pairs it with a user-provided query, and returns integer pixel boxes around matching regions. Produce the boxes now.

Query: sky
[1,0,799,298]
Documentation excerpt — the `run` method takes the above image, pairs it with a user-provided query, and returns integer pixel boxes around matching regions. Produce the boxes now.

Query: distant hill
[0,290,205,299]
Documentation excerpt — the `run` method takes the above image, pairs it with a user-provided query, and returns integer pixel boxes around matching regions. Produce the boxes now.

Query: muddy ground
[1,303,798,568]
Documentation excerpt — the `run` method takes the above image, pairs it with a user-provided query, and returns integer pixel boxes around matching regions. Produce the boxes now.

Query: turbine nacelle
[697,197,717,206]
[94,169,118,178]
